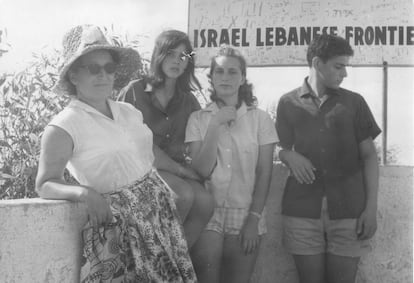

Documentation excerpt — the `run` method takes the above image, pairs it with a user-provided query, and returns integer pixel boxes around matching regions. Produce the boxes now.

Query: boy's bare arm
[356,137,379,240]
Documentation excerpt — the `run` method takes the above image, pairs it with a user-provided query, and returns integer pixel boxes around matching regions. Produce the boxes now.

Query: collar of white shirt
[69,98,120,120]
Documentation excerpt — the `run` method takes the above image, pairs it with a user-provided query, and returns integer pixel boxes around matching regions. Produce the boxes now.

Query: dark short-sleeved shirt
[119,79,201,164]
[276,77,381,219]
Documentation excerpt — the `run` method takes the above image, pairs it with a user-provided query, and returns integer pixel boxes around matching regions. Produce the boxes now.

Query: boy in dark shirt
[276,34,381,283]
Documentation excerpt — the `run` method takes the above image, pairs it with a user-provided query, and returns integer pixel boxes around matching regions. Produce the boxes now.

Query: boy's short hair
[306,34,354,67]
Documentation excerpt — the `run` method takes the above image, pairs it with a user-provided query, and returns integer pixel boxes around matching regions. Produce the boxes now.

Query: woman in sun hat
[35,24,197,282]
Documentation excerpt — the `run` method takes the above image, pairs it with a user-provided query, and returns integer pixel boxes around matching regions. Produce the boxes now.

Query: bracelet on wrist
[249,211,261,219]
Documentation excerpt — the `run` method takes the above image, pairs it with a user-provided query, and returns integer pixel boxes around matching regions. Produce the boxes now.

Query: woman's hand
[280,150,316,184]
[211,106,237,126]
[80,187,113,227]
[177,165,201,181]
[238,214,260,255]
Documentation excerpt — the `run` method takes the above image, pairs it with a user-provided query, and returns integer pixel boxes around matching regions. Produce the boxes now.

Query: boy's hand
[280,150,316,184]
[356,207,377,240]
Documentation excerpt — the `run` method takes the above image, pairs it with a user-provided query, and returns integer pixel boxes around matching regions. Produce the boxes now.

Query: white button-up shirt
[48,98,154,193]
[185,102,278,208]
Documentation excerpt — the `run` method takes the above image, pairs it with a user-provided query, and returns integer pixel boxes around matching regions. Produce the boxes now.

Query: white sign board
[188,0,414,67]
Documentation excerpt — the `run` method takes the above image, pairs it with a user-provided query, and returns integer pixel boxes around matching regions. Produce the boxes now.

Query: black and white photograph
[0,0,413,282]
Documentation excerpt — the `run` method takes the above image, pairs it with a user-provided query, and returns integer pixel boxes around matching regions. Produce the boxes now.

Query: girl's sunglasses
[79,62,117,75]
[166,50,195,62]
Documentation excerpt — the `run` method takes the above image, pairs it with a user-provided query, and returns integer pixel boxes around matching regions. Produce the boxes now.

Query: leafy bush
[0,27,147,199]
[0,49,65,199]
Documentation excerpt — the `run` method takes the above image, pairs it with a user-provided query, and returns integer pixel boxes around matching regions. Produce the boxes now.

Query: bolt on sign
[188,0,414,67]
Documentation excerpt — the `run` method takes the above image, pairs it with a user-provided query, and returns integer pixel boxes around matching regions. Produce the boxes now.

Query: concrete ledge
[0,199,87,283]
[0,165,412,283]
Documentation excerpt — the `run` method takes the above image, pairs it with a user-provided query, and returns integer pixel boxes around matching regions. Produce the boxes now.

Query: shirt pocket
[238,137,258,155]
[239,141,259,176]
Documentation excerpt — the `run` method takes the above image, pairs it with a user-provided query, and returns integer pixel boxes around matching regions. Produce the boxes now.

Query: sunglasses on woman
[79,62,117,75]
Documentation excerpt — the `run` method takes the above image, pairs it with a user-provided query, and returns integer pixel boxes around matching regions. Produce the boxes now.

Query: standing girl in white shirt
[185,45,278,283]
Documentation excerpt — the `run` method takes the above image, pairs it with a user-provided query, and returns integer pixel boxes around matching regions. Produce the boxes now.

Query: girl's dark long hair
[146,30,201,93]
[208,45,256,107]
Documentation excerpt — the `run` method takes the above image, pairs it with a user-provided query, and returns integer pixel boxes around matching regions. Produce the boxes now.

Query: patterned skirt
[80,169,197,283]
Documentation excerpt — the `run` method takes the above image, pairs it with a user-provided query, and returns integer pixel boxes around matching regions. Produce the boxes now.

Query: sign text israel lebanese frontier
[193,26,414,48]
[188,0,414,66]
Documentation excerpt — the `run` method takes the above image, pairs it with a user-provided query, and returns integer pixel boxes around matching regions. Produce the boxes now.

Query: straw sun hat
[53,24,142,96]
